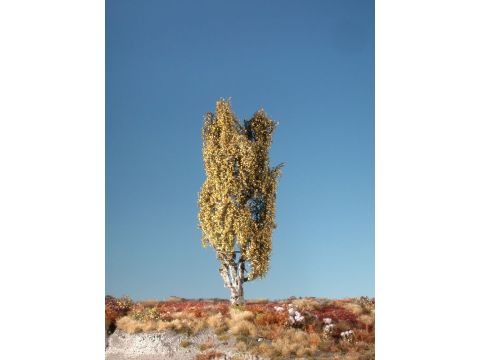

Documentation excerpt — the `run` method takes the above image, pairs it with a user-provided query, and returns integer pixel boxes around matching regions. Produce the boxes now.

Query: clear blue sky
[106,0,374,300]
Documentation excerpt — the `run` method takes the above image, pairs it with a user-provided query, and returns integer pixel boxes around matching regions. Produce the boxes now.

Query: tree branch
[237,257,246,287]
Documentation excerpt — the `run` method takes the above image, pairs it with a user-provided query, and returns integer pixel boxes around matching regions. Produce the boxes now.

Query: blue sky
[106,0,374,300]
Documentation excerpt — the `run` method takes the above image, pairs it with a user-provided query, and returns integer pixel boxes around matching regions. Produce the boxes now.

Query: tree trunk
[230,279,244,305]
[219,256,247,305]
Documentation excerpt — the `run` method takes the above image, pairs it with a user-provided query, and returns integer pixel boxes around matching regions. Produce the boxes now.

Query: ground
[105,296,375,360]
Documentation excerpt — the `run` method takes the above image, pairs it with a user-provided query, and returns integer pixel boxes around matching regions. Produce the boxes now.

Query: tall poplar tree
[198,99,283,305]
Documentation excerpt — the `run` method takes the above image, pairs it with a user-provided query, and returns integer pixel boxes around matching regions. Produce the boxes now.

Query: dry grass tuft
[260,328,325,358]
[179,339,192,348]
[235,340,248,352]
[270,329,310,357]
[138,299,161,307]
[340,302,364,316]
[198,339,215,351]
[217,333,230,343]
[142,320,158,332]
[116,316,143,334]
[358,314,374,327]
[156,320,173,331]
[207,313,228,334]
[229,308,255,322]
[195,351,225,360]
[247,298,269,303]
[229,319,257,337]
[192,318,208,334]
[230,356,244,360]
[116,317,185,334]
[268,323,286,336]
[227,308,257,337]
[317,338,335,352]
[292,298,320,311]
[254,342,277,358]
[174,319,197,334]
[206,313,223,328]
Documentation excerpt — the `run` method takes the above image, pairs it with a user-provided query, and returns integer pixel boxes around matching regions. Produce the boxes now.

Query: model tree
[198,99,283,305]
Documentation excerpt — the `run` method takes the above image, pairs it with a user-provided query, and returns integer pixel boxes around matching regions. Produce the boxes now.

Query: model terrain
[105,296,375,360]
[106,102,374,359]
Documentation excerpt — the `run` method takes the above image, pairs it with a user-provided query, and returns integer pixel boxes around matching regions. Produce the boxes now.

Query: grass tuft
[195,351,225,360]
[179,339,192,348]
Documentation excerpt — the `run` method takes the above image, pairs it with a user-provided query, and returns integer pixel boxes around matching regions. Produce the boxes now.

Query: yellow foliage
[198,99,282,280]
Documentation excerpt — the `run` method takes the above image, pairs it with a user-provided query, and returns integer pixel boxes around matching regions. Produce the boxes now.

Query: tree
[198,99,283,305]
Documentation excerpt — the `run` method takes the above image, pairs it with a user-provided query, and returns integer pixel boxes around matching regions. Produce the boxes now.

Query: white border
[0,1,104,359]
[376,0,480,358]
